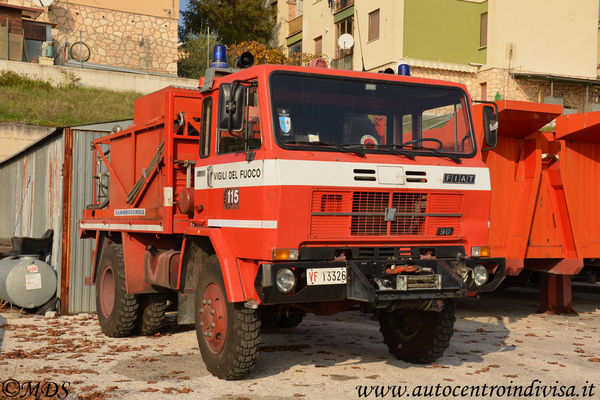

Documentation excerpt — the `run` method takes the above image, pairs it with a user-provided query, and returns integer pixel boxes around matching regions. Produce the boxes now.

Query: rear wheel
[135,294,168,336]
[195,254,261,380]
[377,300,455,364]
[96,244,139,337]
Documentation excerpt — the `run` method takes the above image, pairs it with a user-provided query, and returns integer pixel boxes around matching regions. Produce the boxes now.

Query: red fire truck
[80,47,505,379]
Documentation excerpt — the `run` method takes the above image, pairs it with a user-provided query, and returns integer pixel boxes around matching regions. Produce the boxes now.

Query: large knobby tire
[96,244,139,337]
[377,300,456,364]
[135,294,168,336]
[195,254,261,380]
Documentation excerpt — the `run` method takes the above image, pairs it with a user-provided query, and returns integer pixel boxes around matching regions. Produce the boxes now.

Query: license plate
[306,267,347,286]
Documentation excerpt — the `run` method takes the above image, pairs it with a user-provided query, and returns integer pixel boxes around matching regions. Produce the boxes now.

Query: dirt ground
[1,286,599,400]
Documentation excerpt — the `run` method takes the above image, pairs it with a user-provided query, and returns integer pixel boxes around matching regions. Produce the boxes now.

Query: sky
[180,0,190,20]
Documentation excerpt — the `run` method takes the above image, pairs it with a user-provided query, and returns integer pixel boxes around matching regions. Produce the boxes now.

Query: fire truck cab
[80,48,505,379]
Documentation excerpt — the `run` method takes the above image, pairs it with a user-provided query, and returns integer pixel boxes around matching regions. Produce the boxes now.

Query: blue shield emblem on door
[279,116,291,134]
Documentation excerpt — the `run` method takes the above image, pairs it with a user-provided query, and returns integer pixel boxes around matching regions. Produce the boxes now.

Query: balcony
[288,15,303,36]
[331,53,353,71]
[335,0,354,12]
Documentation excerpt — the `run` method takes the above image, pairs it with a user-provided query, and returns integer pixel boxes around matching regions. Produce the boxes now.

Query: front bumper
[254,257,505,306]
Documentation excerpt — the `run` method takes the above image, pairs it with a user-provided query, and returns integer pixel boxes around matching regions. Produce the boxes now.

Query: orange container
[554,112,600,261]
[484,101,568,275]
[484,101,600,312]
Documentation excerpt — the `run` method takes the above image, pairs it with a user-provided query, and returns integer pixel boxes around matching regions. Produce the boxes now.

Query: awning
[513,72,600,86]
[0,2,44,19]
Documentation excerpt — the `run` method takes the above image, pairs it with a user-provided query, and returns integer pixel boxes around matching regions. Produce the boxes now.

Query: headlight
[473,264,489,287]
[276,268,296,294]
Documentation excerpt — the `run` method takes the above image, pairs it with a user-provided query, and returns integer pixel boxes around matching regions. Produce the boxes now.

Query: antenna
[354,5,366,71]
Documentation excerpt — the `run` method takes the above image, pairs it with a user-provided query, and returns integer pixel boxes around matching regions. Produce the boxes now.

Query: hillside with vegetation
[0,70,141,127]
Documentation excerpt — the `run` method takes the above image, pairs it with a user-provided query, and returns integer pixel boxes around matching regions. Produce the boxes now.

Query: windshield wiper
[405,146,462,164]
[373,144,416,160]
[284,140,366,157]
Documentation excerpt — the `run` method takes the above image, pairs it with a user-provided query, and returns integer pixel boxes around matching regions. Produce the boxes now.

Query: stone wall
[477,68,593,112]
[3,0,178,75]
[373,62,595,113]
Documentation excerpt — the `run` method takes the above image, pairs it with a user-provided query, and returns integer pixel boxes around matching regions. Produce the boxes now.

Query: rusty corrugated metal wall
[67,127,116,313]
[0,131,65,292]
[66,121,132,313]
[0,121,132,314]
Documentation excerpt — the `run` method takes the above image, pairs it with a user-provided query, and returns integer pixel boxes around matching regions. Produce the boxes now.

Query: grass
[0,70,141,126]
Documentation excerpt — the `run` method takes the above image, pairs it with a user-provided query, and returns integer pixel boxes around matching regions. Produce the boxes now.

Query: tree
[178,32,215,78]
[181,0,275,46]
[228,41,319,67]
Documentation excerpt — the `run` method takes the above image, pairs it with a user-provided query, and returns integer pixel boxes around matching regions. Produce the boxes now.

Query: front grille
[351,192,389,236]
[310,190,463,238]
[390,193,427,235]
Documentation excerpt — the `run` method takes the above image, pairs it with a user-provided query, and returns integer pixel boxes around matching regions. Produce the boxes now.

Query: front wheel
[377,300,455,364]
[195,254,261,380]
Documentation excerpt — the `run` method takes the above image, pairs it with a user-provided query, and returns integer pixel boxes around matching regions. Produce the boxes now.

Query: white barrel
[0,255,57,309]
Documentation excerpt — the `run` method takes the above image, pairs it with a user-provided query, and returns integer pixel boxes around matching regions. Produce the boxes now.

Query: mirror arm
[474,100,499,152]
[225,80,253,144]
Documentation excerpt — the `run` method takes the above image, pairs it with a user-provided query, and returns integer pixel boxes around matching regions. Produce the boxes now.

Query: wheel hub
[397,310,423,340]
[200,282,227,353]
[99,266,115,318]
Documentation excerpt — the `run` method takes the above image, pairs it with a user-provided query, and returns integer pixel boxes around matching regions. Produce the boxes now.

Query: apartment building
[272,0,600,112]
[1,0,178,74]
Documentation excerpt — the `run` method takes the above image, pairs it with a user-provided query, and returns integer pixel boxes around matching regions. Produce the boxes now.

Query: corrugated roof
[0,120,132,166]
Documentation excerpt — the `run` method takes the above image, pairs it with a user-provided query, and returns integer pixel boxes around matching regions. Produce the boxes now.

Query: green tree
[178,32,215,79]
[228,41,319,66]
[181,0,275,46]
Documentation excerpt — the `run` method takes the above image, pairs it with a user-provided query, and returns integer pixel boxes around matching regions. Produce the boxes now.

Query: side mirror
[482,105,498,150]
[218,82,246,132]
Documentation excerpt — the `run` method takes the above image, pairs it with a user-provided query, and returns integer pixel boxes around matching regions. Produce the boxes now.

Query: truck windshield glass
[270,72,475,158]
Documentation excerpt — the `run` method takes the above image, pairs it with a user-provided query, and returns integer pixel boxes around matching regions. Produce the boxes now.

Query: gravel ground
[1,287,599,400]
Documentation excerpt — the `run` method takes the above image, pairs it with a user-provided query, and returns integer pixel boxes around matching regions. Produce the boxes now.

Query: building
[272,0,600,112]
[0,120,132,314]
[0,0,178,75]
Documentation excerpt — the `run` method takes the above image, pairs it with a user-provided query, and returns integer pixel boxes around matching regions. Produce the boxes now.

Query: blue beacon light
[398,62,410,76]
[210,44,229,68]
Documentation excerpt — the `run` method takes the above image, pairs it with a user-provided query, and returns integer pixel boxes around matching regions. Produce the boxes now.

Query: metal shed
[0,120,132,314]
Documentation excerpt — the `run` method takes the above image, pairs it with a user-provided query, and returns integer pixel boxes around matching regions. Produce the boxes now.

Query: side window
[218,85,261,154]
[246,86,261,151]
[200,98,212,157]
[421,103,471,152]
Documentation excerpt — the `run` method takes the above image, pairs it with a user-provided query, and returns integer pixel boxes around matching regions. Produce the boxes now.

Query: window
[270,1,277,22]
[368,9,380,41]
[288,41,302,57]
[270,72,475,158]
[200,97,212,157]
[314,36,322,56]
[480,12,488,47]
[218,85,261,154]
[480,82,487,102]
[421,103,471,152]
[336,16,353,57]
[334,16,353,70]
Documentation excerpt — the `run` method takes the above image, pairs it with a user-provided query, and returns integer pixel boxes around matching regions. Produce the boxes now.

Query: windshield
[270,72,475,159]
